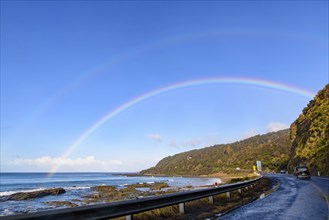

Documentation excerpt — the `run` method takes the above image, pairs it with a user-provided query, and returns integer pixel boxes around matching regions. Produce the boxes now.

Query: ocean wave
[0,209,15,216]
[64,186,91,190]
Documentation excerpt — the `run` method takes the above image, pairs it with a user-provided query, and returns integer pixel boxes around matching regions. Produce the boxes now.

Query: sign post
[256,161,262,172]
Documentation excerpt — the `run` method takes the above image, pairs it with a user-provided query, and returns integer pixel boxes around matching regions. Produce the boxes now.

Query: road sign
[256,161,262,171]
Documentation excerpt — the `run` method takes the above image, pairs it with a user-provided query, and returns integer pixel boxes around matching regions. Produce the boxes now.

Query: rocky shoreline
[1,182,205,209]
[2,174,252,208]
[81,182,179,205]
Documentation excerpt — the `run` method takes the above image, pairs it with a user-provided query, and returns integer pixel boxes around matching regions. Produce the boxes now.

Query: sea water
[0,172,221,216]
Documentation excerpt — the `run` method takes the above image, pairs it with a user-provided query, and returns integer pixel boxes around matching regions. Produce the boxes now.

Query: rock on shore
[83,182,172,204]
[44,201,78,208]
[8,188,66,201]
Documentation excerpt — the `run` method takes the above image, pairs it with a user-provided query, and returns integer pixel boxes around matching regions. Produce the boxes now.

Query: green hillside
[141,129,290,176]
[141,84,329,177]
[288,84,329,175]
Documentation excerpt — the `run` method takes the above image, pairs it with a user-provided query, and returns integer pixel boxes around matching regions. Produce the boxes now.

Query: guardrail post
[126,214,133,220]
[208,196,214,204]
[226,192,230,198]
[238,189,242,194]
[179,203,185,214]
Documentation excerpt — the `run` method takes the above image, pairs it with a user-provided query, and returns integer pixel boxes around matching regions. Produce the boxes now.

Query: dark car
[294,166,311,179]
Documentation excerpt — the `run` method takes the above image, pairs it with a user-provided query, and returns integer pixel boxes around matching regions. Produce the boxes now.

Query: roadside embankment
[112,177,276,220]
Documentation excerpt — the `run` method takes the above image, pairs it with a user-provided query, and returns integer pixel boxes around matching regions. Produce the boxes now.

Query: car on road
[294,166,311,179]
[279,169,287,174]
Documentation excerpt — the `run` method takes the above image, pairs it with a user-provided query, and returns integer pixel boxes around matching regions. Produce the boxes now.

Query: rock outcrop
[8,188,66,201]
[83,182,172,204]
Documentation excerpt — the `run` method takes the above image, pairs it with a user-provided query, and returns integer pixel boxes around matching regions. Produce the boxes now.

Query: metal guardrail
[2,176,262,220]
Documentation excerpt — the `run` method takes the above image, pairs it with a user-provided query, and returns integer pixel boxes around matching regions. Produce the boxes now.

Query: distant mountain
[141,129,290,176]
[288,84,329,176]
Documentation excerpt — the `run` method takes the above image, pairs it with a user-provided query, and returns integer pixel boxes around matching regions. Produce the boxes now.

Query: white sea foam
[0,209,14,216]
[64,186,91,190]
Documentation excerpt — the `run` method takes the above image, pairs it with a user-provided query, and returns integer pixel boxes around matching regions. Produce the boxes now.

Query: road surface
[219,174,329,220]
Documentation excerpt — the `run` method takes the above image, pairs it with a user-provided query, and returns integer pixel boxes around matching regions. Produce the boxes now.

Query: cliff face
[288,84,329,175]
[141,129,290,176]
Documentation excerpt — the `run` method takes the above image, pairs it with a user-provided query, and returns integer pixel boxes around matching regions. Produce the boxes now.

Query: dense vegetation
[141,129,290,175]
[288,84,329,175]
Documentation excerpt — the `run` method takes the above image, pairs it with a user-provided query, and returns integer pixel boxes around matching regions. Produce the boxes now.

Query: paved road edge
[216,176,281,219]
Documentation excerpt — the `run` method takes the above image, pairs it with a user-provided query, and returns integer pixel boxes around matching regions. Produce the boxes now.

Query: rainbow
[47,77,315,175]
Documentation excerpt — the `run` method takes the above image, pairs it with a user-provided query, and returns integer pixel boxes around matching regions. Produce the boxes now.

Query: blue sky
[1,1,328,172]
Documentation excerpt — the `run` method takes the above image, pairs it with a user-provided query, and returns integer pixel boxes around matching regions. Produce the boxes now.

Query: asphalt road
[218,174,329,220]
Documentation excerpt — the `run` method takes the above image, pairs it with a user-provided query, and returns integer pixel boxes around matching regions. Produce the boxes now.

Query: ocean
[0,172,221,216]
